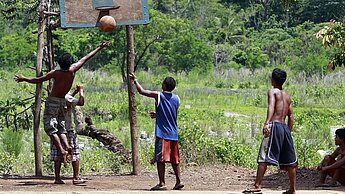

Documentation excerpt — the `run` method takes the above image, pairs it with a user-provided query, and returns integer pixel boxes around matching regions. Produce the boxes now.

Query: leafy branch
[0,96,35,131]
[315,19,345,69]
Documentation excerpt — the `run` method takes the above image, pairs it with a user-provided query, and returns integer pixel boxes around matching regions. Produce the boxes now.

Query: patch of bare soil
[0,165,344,192]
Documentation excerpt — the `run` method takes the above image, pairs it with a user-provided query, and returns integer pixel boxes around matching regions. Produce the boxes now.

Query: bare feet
[54,179,65,184]
[243,186,261,193]
[150,184,167,190]
[282,190,296,194]
[73,177,86,185]
[315,183,339,187]
[173,183,184,190]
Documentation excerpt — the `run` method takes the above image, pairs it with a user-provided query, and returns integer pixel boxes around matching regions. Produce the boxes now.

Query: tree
[0,27,36,68]
[297,0,345,24]
[232,46,269,72]
[315,20,345,69]
[0,0,39,27]
[165,30,213,73]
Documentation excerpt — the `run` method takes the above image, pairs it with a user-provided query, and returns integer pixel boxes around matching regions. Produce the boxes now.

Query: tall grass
[2,67,345,174]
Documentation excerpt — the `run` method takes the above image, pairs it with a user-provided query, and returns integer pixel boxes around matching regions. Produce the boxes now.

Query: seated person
[317,127,345,187]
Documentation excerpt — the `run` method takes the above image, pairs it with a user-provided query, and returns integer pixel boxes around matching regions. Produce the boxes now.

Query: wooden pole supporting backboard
[33,0,46,177]
[47,0,55,93]
[126,25,140,175]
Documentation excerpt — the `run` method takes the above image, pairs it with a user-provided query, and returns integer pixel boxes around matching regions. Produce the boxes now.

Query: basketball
[99,16,116,32]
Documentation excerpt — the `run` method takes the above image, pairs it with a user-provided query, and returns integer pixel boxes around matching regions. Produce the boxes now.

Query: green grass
[1,67,345,174]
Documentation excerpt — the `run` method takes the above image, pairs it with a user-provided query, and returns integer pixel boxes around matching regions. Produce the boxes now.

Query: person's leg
[319,170,328,185]
[171,164,180,184]
[150,162,167,190]
[59,133,72,151]
[150,138,168,190]
[243,163,266,192]
[318,156,332,185]
[50,134,67,158]
[254,162,268,188]
[336,168,345,185]
[72,160,79,180]
[54,161,64,184]
[285,166,297,194]
[330,168,342,185]
[170,140,183,190]
[157,162,165,186]
[172,163,184,190]
[59,133,72,152]
[72,160,86,184]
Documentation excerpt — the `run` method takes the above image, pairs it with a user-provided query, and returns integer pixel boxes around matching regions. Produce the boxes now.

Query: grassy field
[1,67,345,175]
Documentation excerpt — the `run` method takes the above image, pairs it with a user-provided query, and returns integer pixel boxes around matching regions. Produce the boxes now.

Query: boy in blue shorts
[129,73,184,191]
[244,68,298,194]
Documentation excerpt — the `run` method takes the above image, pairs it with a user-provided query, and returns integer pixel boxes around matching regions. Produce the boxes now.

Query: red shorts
[326,157,345,185]
[154,138,180,164]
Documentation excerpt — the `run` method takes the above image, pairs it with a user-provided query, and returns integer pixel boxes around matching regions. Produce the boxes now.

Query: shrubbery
[1,68,345,174]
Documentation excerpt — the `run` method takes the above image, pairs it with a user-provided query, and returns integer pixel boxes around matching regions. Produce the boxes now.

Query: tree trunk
[126,25,140,175]
[46,0,55,94]
[285,9,289,29]
[76,115,131,162]
[33,0,46,177]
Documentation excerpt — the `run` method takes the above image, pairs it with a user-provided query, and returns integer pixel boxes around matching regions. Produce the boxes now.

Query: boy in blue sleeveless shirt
[129,73,184,191]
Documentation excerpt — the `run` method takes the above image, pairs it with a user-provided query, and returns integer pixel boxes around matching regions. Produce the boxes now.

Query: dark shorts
[257,122,298,169]
[43,97,68,136]
[50,130,80,162]
[326,156,345,185]
[154,137,180,164]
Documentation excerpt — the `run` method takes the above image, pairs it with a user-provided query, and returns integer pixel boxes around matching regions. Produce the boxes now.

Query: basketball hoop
[59,0,149,28]
[93,0,120,20]
[92,0,120,10]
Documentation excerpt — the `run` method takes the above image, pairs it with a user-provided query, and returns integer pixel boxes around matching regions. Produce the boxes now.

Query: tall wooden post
[33,0,46,177]
[47,0,55,93]
[126,25,140,175]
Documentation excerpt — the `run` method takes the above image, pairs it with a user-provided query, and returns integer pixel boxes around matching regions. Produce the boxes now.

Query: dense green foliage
[1,0,344,74]
[0,0,345,175]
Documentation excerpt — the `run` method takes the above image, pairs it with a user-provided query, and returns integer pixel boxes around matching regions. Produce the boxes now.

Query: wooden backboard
[59,0,149,28]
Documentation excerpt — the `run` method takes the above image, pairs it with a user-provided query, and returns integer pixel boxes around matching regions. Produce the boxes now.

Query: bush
[0,152,15,174]
[291,54,328,77]
[1,128,23,157]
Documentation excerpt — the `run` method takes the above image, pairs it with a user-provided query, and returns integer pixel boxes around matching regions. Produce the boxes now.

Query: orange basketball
[99,16,116,32]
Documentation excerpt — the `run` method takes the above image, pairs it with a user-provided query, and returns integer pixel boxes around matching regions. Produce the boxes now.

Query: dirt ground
[0,165,344,193]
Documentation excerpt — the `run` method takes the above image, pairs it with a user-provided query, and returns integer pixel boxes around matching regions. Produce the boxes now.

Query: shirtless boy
[15,41,109,164]
[317,127,345,186]
[244,68,298,194]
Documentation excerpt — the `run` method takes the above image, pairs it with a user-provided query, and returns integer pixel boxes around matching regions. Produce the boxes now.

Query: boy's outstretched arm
[129,73,158,100]
[15,70,54,84]
[69,41,110,72]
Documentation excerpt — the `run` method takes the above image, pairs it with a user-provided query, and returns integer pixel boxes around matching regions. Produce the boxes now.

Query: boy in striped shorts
[50,84,86,185]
